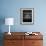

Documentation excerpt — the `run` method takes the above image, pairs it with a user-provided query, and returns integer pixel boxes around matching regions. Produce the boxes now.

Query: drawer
[4,40,24,46]
[4,40,16,45]
[25,35,43,40]
[4,35,24,40]
[24,40,43,46]
[32,40,43,46]
[4,40,16,46]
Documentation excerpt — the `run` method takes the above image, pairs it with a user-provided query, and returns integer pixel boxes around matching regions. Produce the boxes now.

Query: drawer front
[4,40,16,46]
[4,35,24,40]
[4,40,24,46]
[25,35,43,40]
[32,40,43,46]
[24,40,43,46]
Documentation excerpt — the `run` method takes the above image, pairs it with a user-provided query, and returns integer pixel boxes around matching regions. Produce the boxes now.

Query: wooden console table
[4,32,43,46]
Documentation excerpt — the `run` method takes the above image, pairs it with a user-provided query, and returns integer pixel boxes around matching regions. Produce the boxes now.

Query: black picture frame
[20,8,34,24]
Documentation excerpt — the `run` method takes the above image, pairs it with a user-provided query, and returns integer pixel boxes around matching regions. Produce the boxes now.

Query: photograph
[20,8,34,24]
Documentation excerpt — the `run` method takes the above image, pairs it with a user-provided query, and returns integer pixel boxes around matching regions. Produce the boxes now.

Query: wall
[0,0,46,32]
[0,0,46,46]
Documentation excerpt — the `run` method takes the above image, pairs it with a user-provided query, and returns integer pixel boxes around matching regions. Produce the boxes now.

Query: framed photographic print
[20,8,34,24]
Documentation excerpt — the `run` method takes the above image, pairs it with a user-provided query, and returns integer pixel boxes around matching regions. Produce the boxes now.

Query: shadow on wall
[0,16,5,32]
[0,16,5,46]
